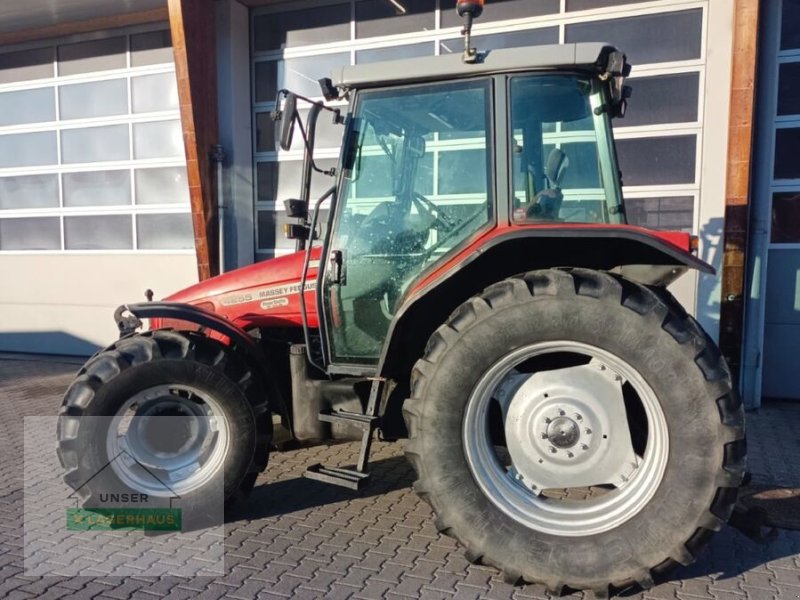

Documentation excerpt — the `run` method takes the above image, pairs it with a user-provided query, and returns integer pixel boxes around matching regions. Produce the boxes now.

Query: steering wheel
[412,192,458,233]
[350,199,429,255]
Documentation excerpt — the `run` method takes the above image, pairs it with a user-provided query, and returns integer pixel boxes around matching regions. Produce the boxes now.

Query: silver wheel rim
[106,385,229,496]
[463,341,669,537]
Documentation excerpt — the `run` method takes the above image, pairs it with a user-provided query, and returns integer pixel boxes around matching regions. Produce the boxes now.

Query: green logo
[66,508,181,531]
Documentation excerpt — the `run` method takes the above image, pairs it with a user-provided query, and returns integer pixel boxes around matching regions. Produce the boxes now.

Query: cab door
[322,79,494,367]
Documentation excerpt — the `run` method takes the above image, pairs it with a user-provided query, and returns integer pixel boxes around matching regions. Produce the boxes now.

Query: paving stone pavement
[1,355,799,600]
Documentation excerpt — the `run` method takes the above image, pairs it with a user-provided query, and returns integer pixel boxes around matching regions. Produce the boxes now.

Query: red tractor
[59,1,747,594]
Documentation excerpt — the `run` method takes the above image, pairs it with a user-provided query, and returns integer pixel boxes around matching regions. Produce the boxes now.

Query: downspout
[212,144,226,273]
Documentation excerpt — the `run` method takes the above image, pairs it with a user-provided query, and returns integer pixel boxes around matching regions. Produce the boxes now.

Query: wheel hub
[546,416,580,448]
[130,398,205,457]
[502,359,639,493]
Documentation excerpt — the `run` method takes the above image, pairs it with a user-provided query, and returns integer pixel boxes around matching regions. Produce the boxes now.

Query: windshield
[510,74,624,225]
[325,79,493,363]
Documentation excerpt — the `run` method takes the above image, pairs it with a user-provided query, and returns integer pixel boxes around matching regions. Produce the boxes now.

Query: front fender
[114,301,288,420]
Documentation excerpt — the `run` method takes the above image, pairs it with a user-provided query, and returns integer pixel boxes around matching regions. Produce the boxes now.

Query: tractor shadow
[226,454,415,522]
[228,451,800,595]
[648,524,800,594]
[225,402,800,595]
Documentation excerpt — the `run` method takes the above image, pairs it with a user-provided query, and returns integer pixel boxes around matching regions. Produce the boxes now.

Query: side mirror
[277,93,298,151]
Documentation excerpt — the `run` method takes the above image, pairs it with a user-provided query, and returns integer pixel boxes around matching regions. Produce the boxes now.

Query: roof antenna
[457,0,484,63]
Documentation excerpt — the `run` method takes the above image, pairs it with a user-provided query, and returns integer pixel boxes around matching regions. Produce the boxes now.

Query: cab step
[303,378,385,490]
[304,464,371,490]
[318,408,379,429]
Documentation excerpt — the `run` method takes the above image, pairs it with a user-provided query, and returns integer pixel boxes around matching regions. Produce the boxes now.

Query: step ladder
[303,378,384,490]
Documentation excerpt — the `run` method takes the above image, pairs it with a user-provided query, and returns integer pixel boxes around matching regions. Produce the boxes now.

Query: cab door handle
[329,250,345,285]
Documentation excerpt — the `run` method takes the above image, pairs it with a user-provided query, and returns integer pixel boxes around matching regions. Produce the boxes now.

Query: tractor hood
[162,247,322,329]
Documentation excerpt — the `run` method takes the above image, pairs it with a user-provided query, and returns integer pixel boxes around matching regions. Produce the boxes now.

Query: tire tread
[402,268,746,592]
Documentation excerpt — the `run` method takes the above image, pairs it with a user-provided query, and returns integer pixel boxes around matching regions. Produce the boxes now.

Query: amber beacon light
[456,0,484,18]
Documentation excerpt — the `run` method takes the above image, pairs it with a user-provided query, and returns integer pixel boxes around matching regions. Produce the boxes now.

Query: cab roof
[332,42,618,90]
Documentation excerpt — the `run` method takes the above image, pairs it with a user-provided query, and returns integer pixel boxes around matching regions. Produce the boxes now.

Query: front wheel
[403,269,745,595]
[58,330,272,525]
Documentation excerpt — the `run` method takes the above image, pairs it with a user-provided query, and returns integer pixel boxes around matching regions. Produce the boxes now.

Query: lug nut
[549,446,557,454]
[558,409,566,416]
[585,428,593,435]
[540,432,548,439]
[575,413,583,421]
[544,417,552,424]
[581,444,589,451]
[567,452,574,458]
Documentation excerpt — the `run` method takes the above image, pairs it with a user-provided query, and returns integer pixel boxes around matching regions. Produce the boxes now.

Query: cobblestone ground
[1,356,799,600]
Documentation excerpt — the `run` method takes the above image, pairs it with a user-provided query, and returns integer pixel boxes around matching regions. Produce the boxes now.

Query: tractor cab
[275,41,632,366]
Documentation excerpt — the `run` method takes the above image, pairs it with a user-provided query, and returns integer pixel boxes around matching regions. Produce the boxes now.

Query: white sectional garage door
[0,24,198,355]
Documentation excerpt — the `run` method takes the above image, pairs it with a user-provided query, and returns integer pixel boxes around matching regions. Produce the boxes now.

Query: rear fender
[378,228,713,378]
[115,301,289,421]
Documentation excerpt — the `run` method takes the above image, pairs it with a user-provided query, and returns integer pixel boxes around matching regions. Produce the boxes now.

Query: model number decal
[220,281,317,308]
[260,298,290,310]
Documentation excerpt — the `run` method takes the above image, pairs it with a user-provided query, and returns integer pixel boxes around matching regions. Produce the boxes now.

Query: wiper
[377,134,394,162]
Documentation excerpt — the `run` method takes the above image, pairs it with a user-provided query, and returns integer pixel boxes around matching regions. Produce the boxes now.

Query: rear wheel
[58,330,272,521]
[403,269,745,595]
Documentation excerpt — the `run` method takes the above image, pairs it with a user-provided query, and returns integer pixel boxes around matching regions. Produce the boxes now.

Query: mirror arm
[275,88,342,117]
[297,103,323,251]
[296,109,338,174]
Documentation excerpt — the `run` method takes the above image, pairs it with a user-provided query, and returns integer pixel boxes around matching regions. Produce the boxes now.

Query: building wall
[0,23,197,356]
[742,0,800,405]
[241,0,736,340]
[0,254,197,354]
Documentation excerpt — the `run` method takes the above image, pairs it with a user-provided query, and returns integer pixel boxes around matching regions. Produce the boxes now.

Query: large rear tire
[403,269,745,595]
[58,330,272,520]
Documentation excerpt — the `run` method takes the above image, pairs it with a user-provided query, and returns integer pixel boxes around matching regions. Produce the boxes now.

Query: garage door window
[0,26,193,253]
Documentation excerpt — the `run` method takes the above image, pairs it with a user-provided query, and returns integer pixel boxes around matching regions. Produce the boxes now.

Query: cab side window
[510,75,610,224]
